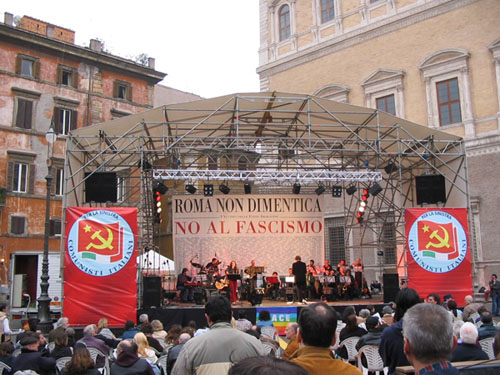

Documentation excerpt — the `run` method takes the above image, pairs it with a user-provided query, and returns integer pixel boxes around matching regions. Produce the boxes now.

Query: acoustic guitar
[215,278,229,290]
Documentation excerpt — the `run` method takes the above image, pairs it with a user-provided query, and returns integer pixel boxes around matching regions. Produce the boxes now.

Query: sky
[2,0,260,98]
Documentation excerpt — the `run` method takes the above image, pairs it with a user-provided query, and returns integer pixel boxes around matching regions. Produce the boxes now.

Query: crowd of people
[1,287,500,375]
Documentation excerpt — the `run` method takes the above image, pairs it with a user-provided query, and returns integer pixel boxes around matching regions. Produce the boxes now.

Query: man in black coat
[292,255,307,303]
[11,334,56,375]
[111,340,155,375]
[451,322,488,362]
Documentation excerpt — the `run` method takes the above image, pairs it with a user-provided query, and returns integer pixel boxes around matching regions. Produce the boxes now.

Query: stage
[138,293,386,333]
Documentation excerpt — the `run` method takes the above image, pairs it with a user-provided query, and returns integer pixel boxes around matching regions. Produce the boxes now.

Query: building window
[328,225,346,265]
[279,5,291,41]
[321,0,335,23]
[117,175,126,202]
[10,216,26,235]
[7,152,36,195]
[15,98,33,129]
[57,65,78,88]
[54,107,77,135]
[55,168,64,196]
[113,80,132,101]
[378,212,396,265]
[12,162,28,193]
[376,94,396,115]
[15,55,40,79]
[314,84,350,102]
[49,218,62,236]
[436,78,462,126]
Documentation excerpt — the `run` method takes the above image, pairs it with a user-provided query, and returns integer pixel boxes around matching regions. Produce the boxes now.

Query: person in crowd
[0,304,12,343]
[478,311,500,339]
[356,316,385,368]
[451,322,488,362]
[402,303,460,374]
[494,332,500,358]
[357,308,371,329]
[289,302,360,375]
[292,256,307,303]
[489,274,500,316]
[447,300,462,321]
[338,313,367,361]
[121,320,140,340]
[134,332,158,364]
[49,317,70,343]
[442,294,454,310]
[452,320,464,342]
[235,311,253,332]
[370,280,382,294]
[151,320,167,341]
[140,322,164,353]
[172,296,265,374]
[426,293,441,305]
[75,324,110,368]
[111,340,155,375]
[228,356,308,375]
[96,317,116,340]
[164,324,182,351]
[257,310,279,344]
[167,332,191,375]
[181,326,195,338]
[66,327,76,348]
[281,322,299,360]
[462,295,483,322]
[0,341,13,367]
[35,331,49,355]
[50,330,73,360]
[61,347,101,375]
[16,318,39,344]
[10,334,57,375]
[381,305,394,327]
[379,288,421,375]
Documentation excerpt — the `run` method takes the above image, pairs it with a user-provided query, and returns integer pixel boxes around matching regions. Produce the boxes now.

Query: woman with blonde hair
[133,332,158,363]
[151,319,167,340]
[96,317,115,339]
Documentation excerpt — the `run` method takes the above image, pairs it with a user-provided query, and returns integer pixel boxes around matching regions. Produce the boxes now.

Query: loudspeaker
[249,290,263,306]
[85,172,117,203]
[143,276,162,308]
[383,273,400,303]
[415,175,446,205]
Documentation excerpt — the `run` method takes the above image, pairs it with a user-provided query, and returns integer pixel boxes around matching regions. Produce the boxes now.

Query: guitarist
[244,260,258,293]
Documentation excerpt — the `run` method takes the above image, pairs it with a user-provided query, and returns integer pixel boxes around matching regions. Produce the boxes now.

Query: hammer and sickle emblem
[86,227,114,250]
[425,225,450,249]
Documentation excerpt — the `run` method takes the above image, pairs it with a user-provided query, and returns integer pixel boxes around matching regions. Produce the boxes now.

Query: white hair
[139,313,149,323]
[464,295,473,305]
[453,319,464,338]
[460,322,478,344]
[178,333,191,344]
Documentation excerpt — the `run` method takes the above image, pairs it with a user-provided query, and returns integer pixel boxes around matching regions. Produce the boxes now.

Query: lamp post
[37,127,56,333]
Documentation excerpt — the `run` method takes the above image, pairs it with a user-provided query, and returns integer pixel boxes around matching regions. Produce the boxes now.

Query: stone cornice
[465,131,500,156]
[257,0,480,77]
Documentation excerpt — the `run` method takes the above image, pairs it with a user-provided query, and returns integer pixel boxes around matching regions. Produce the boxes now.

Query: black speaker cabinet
[415,174,446,205]
[143,276,162,308]
[383,273,400,303]
[85,172,117,203]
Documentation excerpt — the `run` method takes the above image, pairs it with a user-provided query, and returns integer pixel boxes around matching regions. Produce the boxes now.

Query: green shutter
[25,100,32,129]
[16,99,26,127]
[54,107,61,134]
[57,65,63,84]
[113,81,119,98]
[71,110,78,131]
[33,59,40,79]
[126,84,132,101]
[6,162,13,191]
[15,55,22,75]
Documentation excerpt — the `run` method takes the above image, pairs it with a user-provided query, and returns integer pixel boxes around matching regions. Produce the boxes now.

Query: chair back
[55,356,72,372]
[87,347,110,375]
[157,354,168,374]
[338,336,360,363]
[479,337,495,360]
[357,345,387,375]
[0,361,11,375]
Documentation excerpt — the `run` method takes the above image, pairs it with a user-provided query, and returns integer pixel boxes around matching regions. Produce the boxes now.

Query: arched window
[321,0,335,23]
[279,5,291,41]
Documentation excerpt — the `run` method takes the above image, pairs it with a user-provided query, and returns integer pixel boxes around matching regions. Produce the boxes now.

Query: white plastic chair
[356,345,388,375]
[337,336,360,363]
[479,337,495,360]
[55,356,72,373]
[87,347,110,375]
[157,354,168,375]
[0,361,11,375]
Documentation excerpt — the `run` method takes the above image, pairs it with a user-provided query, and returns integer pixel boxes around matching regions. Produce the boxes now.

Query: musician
[341,269,355,300]
[244,260,258,293]
[176,268,193,303]
[352,257,364,290]
[292,255,307,303]
[266,271,281,300]
[205,257,220,283]
[306,260,321,300]
[337,259,347,276]
[226,261,239,304]
[323,259,334,275]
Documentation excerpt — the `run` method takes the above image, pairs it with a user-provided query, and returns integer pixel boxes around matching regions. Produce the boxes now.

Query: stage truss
[64,92,469,305]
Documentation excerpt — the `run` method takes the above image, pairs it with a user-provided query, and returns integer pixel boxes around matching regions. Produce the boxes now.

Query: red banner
[64,207,137,326]
[405,208,472,304]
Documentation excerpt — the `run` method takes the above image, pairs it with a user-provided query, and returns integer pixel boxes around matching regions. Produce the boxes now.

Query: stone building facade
[257,0,500,290]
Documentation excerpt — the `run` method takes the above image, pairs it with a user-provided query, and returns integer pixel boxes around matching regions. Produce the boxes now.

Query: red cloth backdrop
[405,208,472,304]
[64,207,137,326]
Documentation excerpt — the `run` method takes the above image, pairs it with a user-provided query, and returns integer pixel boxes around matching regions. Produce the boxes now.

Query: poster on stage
[405,208,472,303]
[257,306,297,336]
[172,195,324,276]
[64,207,137,326]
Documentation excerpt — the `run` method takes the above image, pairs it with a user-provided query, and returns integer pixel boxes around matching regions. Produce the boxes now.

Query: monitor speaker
[143,276,162,308]
[415,175,446,205]
[383,273,400,303]
[85,172,117,203]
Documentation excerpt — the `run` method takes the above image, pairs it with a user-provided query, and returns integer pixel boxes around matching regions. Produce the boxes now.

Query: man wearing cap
[11,333,56,375]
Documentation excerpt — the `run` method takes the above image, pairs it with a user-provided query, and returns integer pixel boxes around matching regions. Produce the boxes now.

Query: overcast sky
[2,1,260,98]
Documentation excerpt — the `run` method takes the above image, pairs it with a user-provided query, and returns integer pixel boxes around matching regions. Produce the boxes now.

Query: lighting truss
[153,169,382,184]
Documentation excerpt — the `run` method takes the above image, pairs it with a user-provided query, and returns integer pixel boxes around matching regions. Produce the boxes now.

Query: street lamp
[37,126,56,333]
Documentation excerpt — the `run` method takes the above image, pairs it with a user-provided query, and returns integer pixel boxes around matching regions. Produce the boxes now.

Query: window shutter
[54,107,62,134]
[57,65,63,84]
[16,99,26,127]
[15,55,22,74]
[25,100,33,129]
[11,216,25,235]
[126,85,132,101]
[34,59,40,79]
[28,164,35,194]
[50,166,56,196]
[71,110,78,131]
[72,70,79,89]
[6,162,13,191]
[113,81,119,98]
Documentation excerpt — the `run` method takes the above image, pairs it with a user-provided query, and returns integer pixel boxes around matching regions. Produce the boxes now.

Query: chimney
[148,57,155,69]
[89,39,102,52]
[4,12,13,26]
[46,25,55,39]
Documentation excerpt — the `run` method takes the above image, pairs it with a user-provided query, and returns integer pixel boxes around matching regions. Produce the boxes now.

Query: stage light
[153,190,162,223]
[137,159,152,170]
[185,184,197,194]
[244,183,252,194]
[315,185,326,196]
[292,183,301,194]
[384,162,397,174]
[219,184,230,194]
[346,185,357,195]
[362,189,369,201]
[153,181,168,195]
[204,184,214,197]
[369,182,383,196]
[377,250,384,256]
[332,185,342,198]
